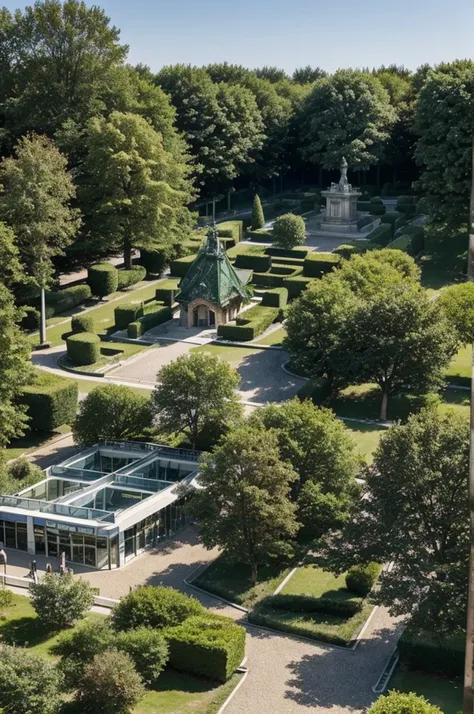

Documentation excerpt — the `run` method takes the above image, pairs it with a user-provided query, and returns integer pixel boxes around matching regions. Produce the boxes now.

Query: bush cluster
[111,585,204,631]
[29,572,95,629]
[127,305,172,338]
[88,263,119,297]
[303,253,340,277]
[333,244,356,260]
[117,265,147,290]
[66,332,101,366]
[345,562,380,596]
[368,691,443,714]
[0,645,62,714]
[19,370,78,431]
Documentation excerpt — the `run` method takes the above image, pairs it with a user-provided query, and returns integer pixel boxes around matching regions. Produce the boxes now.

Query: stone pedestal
[320,157,361,233]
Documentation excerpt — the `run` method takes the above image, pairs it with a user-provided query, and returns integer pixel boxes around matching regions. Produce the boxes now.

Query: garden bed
[389,666,462,714]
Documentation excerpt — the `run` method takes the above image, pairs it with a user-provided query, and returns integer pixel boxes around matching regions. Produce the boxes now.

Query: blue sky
[4,0,474,74]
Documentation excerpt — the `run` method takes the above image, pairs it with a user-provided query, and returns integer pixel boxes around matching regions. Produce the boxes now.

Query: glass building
[0,441,200,569]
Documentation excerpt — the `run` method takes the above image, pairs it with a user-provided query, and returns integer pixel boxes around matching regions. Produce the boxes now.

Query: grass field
[58,341,149,374]
[190,342,263,367]
[255,326,287,346]
[344,422,385,463]
[446,345,471,386]
[29,281,162,348]
[281,565,350,598]
[5,424,71,460]
[1,594,243,714]
[389,667,462,714]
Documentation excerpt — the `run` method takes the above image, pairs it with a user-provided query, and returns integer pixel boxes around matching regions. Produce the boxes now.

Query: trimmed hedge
[365,223,392,247]
[71,314,95,334]
[19,370,78,431]
[66,332,101,366]
[248,604,349,647]
[269,593,362,617]
[333,244,356,260]
[169,255,196,278]
[155,284,179,307]
[114,302,144,330]
[303,253,340,277]
[345,563,380,596]
[386,234,412,253]
[396,196,417,216]
[357,215,374,231]
[395,214,409,231]
[297,376,330,404]
[283,276,312,298]
[216,220,243,244]
[265,247,308,260]
[217,324,254,341]
[398,625,464,677]
[166,614,246,682]
[88,264,119,297]
[218,305,280,342]
[369,197,386,216]
[234,253,271,272]
[117,265,147,290]
[128,305,172,338]
[46,285,92,315]
[261,288,288,308]
[140,248,168,276]
[356,201,372,212]
[246,228,272,242]
[112,586,204,632]
[270,256,305,268]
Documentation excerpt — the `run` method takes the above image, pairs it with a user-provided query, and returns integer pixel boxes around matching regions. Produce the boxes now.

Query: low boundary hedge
[261,288,288,308]
[216,220,243,244]
[128,305,172,338]
[265,247,308,260]
[117,265,147,290]
[303,253,340,277]
[398,625,464,677]
[246,228,272,242]
[169,255,196,278]
[166,614,246,682]
[234,253,271,272]
[269,593,362,617]
[46,285,92,315]
[218,305,280,341]
[283,276,312,298]
[156,281,179,307]
[88,264,119,297]
[66,332,101,366]
[19,370,78,431]
[114,302,144,330]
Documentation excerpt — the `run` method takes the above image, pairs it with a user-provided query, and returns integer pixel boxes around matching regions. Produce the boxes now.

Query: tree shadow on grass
[0,615,57,648]
[237,349,305,404]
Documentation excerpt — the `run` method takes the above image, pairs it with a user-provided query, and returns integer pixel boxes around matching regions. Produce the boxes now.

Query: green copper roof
[176,226,248,307]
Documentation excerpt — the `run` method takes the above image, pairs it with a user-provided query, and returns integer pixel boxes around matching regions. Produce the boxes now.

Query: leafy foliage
[0,645,62,714]
[251,194,265,230]
[273,213,306,249]
[111,585,204,632]
[29,572,95,629]
[76,650,145,714]
[438,281,474,345]
[367,691,443,714]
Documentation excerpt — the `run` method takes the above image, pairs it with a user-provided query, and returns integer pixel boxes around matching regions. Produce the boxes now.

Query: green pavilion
[176,225,251,328]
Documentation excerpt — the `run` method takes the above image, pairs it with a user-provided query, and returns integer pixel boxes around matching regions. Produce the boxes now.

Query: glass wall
[41,525,115,569]
[0,519,28,551]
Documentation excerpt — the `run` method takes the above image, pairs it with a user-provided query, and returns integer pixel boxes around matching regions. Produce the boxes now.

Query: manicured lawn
[1,594,243,714]
[249,600,373,647]
[29,281,162,348]
[6,424,71,460]
[190,343,263,368]
[58,341,150,374]
[344,422,385,463]
[445,345,471,386]
[255,326,287,346]
[282,565,350,598]
[389,667,462,714]
[438,388,470,418]
[194,555,290,608]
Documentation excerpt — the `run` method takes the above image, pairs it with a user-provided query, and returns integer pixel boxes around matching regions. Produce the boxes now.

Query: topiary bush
[367,691,443,714]
[365,223,392,247]
[111,585,204,632]
[396,195,417,216]
[251,194,265,230]
[140,248,169,276]
[116,627,169,686]
[76,650,145,714]
[66,332,101,366]
[71,314,95,334]
[345,562,380,596]
[333,244,356,260]
[117,265,147,290]
[127,305,172,339]
[19,369,78,431]
[114,302,144,330]
[46,284,92,315]
[273,213,306,249]
[166,614,246,682]
[87,263,119,297]
[234,252,271,272]
[369,197,386,216]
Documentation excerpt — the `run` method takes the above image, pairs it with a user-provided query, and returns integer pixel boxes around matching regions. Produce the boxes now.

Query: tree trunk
[380,387,389,421]
[39,286,47,346]
[124,242,132,270]
[250,561,258,587]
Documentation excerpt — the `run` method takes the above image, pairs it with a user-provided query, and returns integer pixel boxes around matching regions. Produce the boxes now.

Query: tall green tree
[318,407,469,637]
[0,133,80,344]
[438,282,474,345]
[81,111,194,268]
[0,0,127,148]
[292,66,328,84]
[251,194,265,230]
[187,427,298,585]
[151,352,243,449]
[415,60,474,229]
[299,69,395,170]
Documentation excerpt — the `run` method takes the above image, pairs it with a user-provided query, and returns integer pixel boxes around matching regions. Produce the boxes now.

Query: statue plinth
[320,158,361,233]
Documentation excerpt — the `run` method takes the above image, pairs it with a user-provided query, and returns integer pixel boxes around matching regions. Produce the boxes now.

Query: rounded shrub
[396,195,417,216]
[117,265,147,290]
[367,691,443,714]
[345,562,380,596]
[88,263,118,297]
[140,248,169,276]
[111,585,204,632]
[116,627,169,685]
[0,644,62,714]
[29,571,95,629]
[71,314,95,334]
[76,650,145,714]
[66,332,101,366]
[369,196,386,216]
[273,213,306,249]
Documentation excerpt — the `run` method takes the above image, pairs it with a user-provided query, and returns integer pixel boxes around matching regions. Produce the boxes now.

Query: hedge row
[19,370,78,432]
[269,593,362,618]
[398,625,464,677]
[114,302,144,330]
[88,263,118,297]
[248,604,348,647]
[265,246,308,260]
[283,276,313,298]
[169,255,196,278]
[365,223,392,247]
[155,280,179,307]
[46,285,92,315]
[117,265,147,290]
[246,228,272,242]
[166,614,245,682]
[270,256,305,268]
[128,305,173,338]
[234,252,271,272]
[386,234,412,253]
[218,305,280,342]
[303,253,340,277]
[357,215,374,231]
[261,287,288,308]
[66,332,101,366]
[216,220,243,244]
